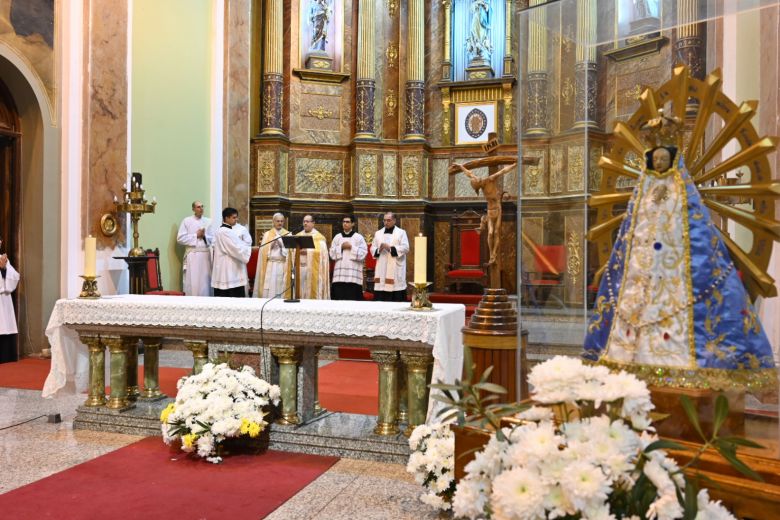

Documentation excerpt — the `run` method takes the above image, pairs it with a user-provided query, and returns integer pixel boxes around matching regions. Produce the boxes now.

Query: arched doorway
[0,77,20,360]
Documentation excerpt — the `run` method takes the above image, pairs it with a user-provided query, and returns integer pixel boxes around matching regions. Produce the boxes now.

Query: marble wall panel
[279,149,289,193]
[424,0,444,146]
[294,157,344,194]
[522,149,546,196]
[606,46,671,128]
[566,145,584,193]
[298,90,342,133]
[254,149,276,193]
[455,165,485,198]
[224,0,252,218]
[564,213,584,305]
[549,145,565,194]
[358,153,378,195]
[431,158,449,198]
[290,82,343,144]
[588,145,603,193]
[401,155,421,197]
[403,216,420,283]
[86,0,129,246]
[357,214,378,245]
[382,153,397,196]
[433,220,450,291]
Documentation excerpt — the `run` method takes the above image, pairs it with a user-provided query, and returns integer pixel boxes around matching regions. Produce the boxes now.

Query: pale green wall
[131,0,213,291]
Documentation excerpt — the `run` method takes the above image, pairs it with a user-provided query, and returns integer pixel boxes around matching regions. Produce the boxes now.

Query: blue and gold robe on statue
[584,153,777,390]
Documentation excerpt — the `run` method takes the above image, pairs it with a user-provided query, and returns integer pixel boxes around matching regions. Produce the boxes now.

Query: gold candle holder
[113,183,157,257]
[409,282,433,311]
[79,275,101,299]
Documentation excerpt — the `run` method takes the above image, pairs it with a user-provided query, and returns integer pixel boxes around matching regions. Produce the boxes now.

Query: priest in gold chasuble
[296,214,330,300]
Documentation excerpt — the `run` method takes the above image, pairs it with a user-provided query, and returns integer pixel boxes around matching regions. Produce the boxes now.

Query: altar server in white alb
[329,214,368,300]
[371,212,409,302]
[176,201,213,296]
[232,221,252,246]
[297,215,330,299]
[0,247,19,363]
[211,207,252,297]
[253,212,290,298]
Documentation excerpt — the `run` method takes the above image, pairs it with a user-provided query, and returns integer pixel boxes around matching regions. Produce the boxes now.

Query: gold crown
[639,108,682,148]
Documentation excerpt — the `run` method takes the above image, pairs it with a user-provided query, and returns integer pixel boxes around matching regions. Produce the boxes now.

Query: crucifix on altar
[448,133,539,289]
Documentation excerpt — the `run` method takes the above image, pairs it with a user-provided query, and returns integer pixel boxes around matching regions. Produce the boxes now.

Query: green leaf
[479,366,495,383]
[718,436,765,449]
[715,443,764,482]
[644,439,687,453]
[683,479,698,518]
[473,382,508,394]
[712,394,729,436]
[679,395,706,441]
[429,383,463,391]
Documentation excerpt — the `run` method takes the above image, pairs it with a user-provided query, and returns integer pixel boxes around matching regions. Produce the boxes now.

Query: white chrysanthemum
[452,477,491,519]
[643,459,676,495]
[490,467,547,520]
[695,489,737,520]
[559,461,611,511]
[647,493,684,520]
[516,406,554,422]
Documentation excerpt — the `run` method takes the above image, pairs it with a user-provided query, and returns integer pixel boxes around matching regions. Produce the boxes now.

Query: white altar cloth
[42,295,465,422]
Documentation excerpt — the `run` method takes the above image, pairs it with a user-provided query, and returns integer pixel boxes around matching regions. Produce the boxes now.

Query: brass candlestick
[113,179,157,257]
[79,275,101,299]
[409,282,433,311]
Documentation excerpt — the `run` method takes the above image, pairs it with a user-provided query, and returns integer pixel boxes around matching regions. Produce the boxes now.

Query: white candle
[113,195,117,203]
[152,196,157,203]
[84,235,97,277]
[414,234,427,284]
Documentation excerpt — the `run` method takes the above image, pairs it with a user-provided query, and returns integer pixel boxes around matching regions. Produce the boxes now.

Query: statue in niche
[466,0,492,63]
[308,0,332,52]
[633,0,649,19]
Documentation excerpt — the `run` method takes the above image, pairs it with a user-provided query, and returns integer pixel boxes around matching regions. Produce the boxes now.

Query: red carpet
[0,357,50,390]
[319,360,378,415]
[0,436,338,520]
[337,346,372,360]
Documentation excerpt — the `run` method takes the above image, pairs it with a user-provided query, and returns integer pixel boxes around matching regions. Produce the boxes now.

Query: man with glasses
[371,212,409,302]
[176,200,213,296]
[296,214,330,299]
[329,215,368,300]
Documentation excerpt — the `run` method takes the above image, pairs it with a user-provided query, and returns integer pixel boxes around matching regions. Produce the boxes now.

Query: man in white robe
[296,214,330,299]
[371,212,409,302]
[253,212,290,298]
[0,251,19,363]
[233,222,253,246]
[211,207,252,297]
[330,214,368,300]
[177,201,213,296]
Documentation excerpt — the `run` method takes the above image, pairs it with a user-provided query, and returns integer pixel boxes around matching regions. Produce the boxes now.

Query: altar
[42,295,466,437]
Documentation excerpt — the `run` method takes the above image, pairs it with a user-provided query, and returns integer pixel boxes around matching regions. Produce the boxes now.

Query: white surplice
[177,215,213,296]
[371,227,409,292]
[0,262,19,334]
[211,225,252,290]
[329,231,368,286]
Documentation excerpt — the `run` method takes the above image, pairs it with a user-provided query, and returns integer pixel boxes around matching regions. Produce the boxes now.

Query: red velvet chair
[522,245,566,308]
[246,247,259,296]
[445,210,488,293]
[364,243,377,295]
[145,249,185,296]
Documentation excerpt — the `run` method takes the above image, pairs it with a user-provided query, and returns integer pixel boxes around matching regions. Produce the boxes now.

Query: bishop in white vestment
[0,254,19,363]
[371,212,409,302]
[211,208,252,297]
[297,215,330,300]
[253,212,290,298]
[177,201,213,296]
[329,214,368,300]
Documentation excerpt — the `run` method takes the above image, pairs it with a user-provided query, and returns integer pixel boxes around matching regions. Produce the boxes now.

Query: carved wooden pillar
[355,0,376,139]
[504,0,514,76]
[525,0,549,135]
[442,1,452,80]
[404,0,425,140]
[676,0,705,80]
[573,0,598,129]
[260,0,284,136]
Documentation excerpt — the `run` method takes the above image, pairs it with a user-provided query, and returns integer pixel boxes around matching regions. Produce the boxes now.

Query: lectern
[281,235,314,302]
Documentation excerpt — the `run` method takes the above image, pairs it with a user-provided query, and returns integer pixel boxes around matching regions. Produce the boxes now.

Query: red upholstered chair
[445,210,488,293]
[364,242,377,294]
[145,249,185,296]
[522,245,566,308]
[246,247,259,296]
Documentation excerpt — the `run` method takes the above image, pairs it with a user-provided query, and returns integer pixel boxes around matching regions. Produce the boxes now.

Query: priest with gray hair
[253,212,290,298]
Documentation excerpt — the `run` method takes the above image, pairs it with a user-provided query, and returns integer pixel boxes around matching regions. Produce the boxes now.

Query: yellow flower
[248,422,263,438]
[239,418,251,435]
[182,433,198,448]
[160,403,175,423]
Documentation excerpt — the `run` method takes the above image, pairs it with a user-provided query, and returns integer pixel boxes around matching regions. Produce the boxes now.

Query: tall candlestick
[84,235,97,277]
[414,234,427,284]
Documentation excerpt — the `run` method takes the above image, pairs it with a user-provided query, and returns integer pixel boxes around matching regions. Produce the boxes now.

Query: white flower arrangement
[417,356,746,519]
[406,422,456,510]
[160,362,281,463]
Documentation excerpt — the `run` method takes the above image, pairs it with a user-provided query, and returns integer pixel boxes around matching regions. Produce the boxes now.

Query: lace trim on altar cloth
[594,358,779,391]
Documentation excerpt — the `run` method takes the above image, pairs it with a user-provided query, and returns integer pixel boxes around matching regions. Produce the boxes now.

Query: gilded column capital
[370,350,399,367]
[101,335,124,353]
[271,345,302,365]
[79,334,101,350]
[184,339,209,374]
[399,351,434,372]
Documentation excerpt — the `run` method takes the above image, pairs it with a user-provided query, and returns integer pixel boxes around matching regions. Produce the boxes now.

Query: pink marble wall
[224,0,252,219]
[84,0,129,247]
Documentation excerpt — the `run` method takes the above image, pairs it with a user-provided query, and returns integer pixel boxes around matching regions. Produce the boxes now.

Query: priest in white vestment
[0,252,19,363]
[329,214,368,300]
[297,215,330,300]
[211,207,252,297]
[253,212,290,298]
[371,212,409,302]
[233,222,252,246]
[177,201,213,296]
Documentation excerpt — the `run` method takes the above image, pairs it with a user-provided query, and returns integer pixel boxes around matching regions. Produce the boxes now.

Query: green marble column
[185,340,209,375]
[314,346,324,414]
[271,345,301,425]
[141,337,164,399]
[103,336,129,409]
[81,334,106,407]
[401,351,434,437]
[124,337,140,401]
[370,350,399,435]
[397,353,408,423]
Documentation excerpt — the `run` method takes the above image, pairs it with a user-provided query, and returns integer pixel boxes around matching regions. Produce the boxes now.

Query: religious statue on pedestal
[585,66,779,391]
[465,0,493,80]
[308,0,332,52]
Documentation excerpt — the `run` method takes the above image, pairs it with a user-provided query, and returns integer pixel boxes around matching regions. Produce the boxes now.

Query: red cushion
[534,245,566,274]
[365,251,377,270]
[429,293,484,305]
[146,254,160,290]
[363,291,375,301]
[446,269,485,278]
[459,230,481,266]
[247,248,259,280]
[146,290,185,296]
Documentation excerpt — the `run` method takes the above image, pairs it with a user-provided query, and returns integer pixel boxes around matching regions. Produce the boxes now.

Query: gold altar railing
[71,323,435,437]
